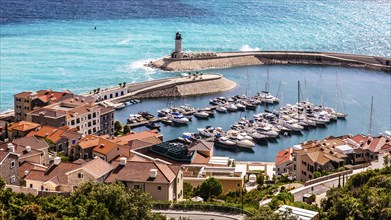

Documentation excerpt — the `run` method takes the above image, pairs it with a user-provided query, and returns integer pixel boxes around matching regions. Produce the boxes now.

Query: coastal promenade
[151,51,391,72]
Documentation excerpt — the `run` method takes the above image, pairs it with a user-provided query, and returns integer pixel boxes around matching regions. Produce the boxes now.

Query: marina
[114,65,391,162]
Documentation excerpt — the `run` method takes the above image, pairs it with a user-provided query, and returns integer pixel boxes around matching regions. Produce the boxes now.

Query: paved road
[260,167,369,206]
[153,210,245,220]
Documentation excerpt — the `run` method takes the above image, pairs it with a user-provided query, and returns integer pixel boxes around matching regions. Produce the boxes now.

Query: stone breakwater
[111,74,237,102]
[150,51,391,72]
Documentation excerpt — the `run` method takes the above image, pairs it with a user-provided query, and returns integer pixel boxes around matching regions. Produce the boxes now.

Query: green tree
[197,177,223,201]
[123,125,131,134]
[114,120,122,135]
[0,177,5,190]
[256,175,264,186]
[313,171,322,178]
[183,182,193,199]
[383,155,390,168]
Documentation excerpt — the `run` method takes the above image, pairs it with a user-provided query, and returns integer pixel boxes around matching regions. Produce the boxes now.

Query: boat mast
[369,96,374,134]
[265,69,270,92]
[304,77,309,102]
[298,81,301,121]
[320,72,324,106]
[336,72,339,111]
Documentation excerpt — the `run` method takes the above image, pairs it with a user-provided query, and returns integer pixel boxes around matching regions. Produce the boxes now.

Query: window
[134,185,140,189]
[10,175,16,183]
[78,173,84,179]
[158,186,162,191]
[309,174,312,179]
[30,184,33,188]
[10,160,16,168]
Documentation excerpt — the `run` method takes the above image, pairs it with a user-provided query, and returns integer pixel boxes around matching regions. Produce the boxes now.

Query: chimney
[7,143,15,153]
[53,156,61,165]
[25,146,31,152]
[150,169,158,178]
[120,157,127,166]
[24,170,29,176]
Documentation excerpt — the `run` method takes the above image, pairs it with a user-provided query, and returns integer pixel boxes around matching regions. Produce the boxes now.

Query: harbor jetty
[83,73,237,104]
[150,32,391,72]
[151,51,391,72]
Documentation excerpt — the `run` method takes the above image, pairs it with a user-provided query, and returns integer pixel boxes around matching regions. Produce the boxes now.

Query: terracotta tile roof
[66,158,114,179]
[188,140,213,152]
[92,138,121,155]
[9,121,40,132]
[191,152,210,164]
[105,161,178,183]
[100,106,114,115]
[12,136,49,150]
[0,143,42,159]
[128,139,156,150]
[112,130,162,146]
[26,161,82,185]
[78,135,100,149]
[14,92,32,99]
[27,126,68,143]
[275,148,293,166]
[18,161,47,179]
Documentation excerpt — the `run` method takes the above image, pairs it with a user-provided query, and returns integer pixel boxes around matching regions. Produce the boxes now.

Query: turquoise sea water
[1,0,390,161]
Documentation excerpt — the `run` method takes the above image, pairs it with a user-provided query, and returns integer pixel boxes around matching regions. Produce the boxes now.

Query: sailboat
[259,69,279,104]
[334,72,348,118]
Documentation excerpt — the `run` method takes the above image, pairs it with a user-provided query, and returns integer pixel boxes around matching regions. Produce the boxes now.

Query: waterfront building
[7,121,41,139]
[105,158,183,201]
[27,97,114,136]
[0,147,19,185]
[14,90,75,122]
[25,157,113,192]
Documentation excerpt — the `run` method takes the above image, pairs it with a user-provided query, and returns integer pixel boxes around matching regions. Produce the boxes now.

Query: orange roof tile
[27,126,68,143]
[112,130,162,146]
[92,138,121,155]
[9,121,40,132]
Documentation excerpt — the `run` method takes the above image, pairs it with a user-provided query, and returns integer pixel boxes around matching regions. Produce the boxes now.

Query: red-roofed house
[105,159,183,201]
[8,121,41,139]
[275,148,294,177]
[27,126,82,155]
[72,135,130,162]
[25,157,113,192]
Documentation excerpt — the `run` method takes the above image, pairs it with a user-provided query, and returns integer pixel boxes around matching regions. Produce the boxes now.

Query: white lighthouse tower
[171,32,184,59]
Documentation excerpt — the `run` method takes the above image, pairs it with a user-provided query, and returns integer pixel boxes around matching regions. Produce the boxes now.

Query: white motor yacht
[170,112,189,125]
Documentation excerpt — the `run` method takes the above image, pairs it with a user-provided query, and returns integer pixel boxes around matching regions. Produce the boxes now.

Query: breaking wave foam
[240,44,261,51]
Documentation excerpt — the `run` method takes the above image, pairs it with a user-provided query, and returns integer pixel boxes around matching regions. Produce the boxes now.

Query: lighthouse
[171,32,184,59]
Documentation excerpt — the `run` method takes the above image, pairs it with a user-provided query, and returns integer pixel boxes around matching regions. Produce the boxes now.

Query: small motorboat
[146,123,160,130]
[216,105,227,113]
[194,111,209,119]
